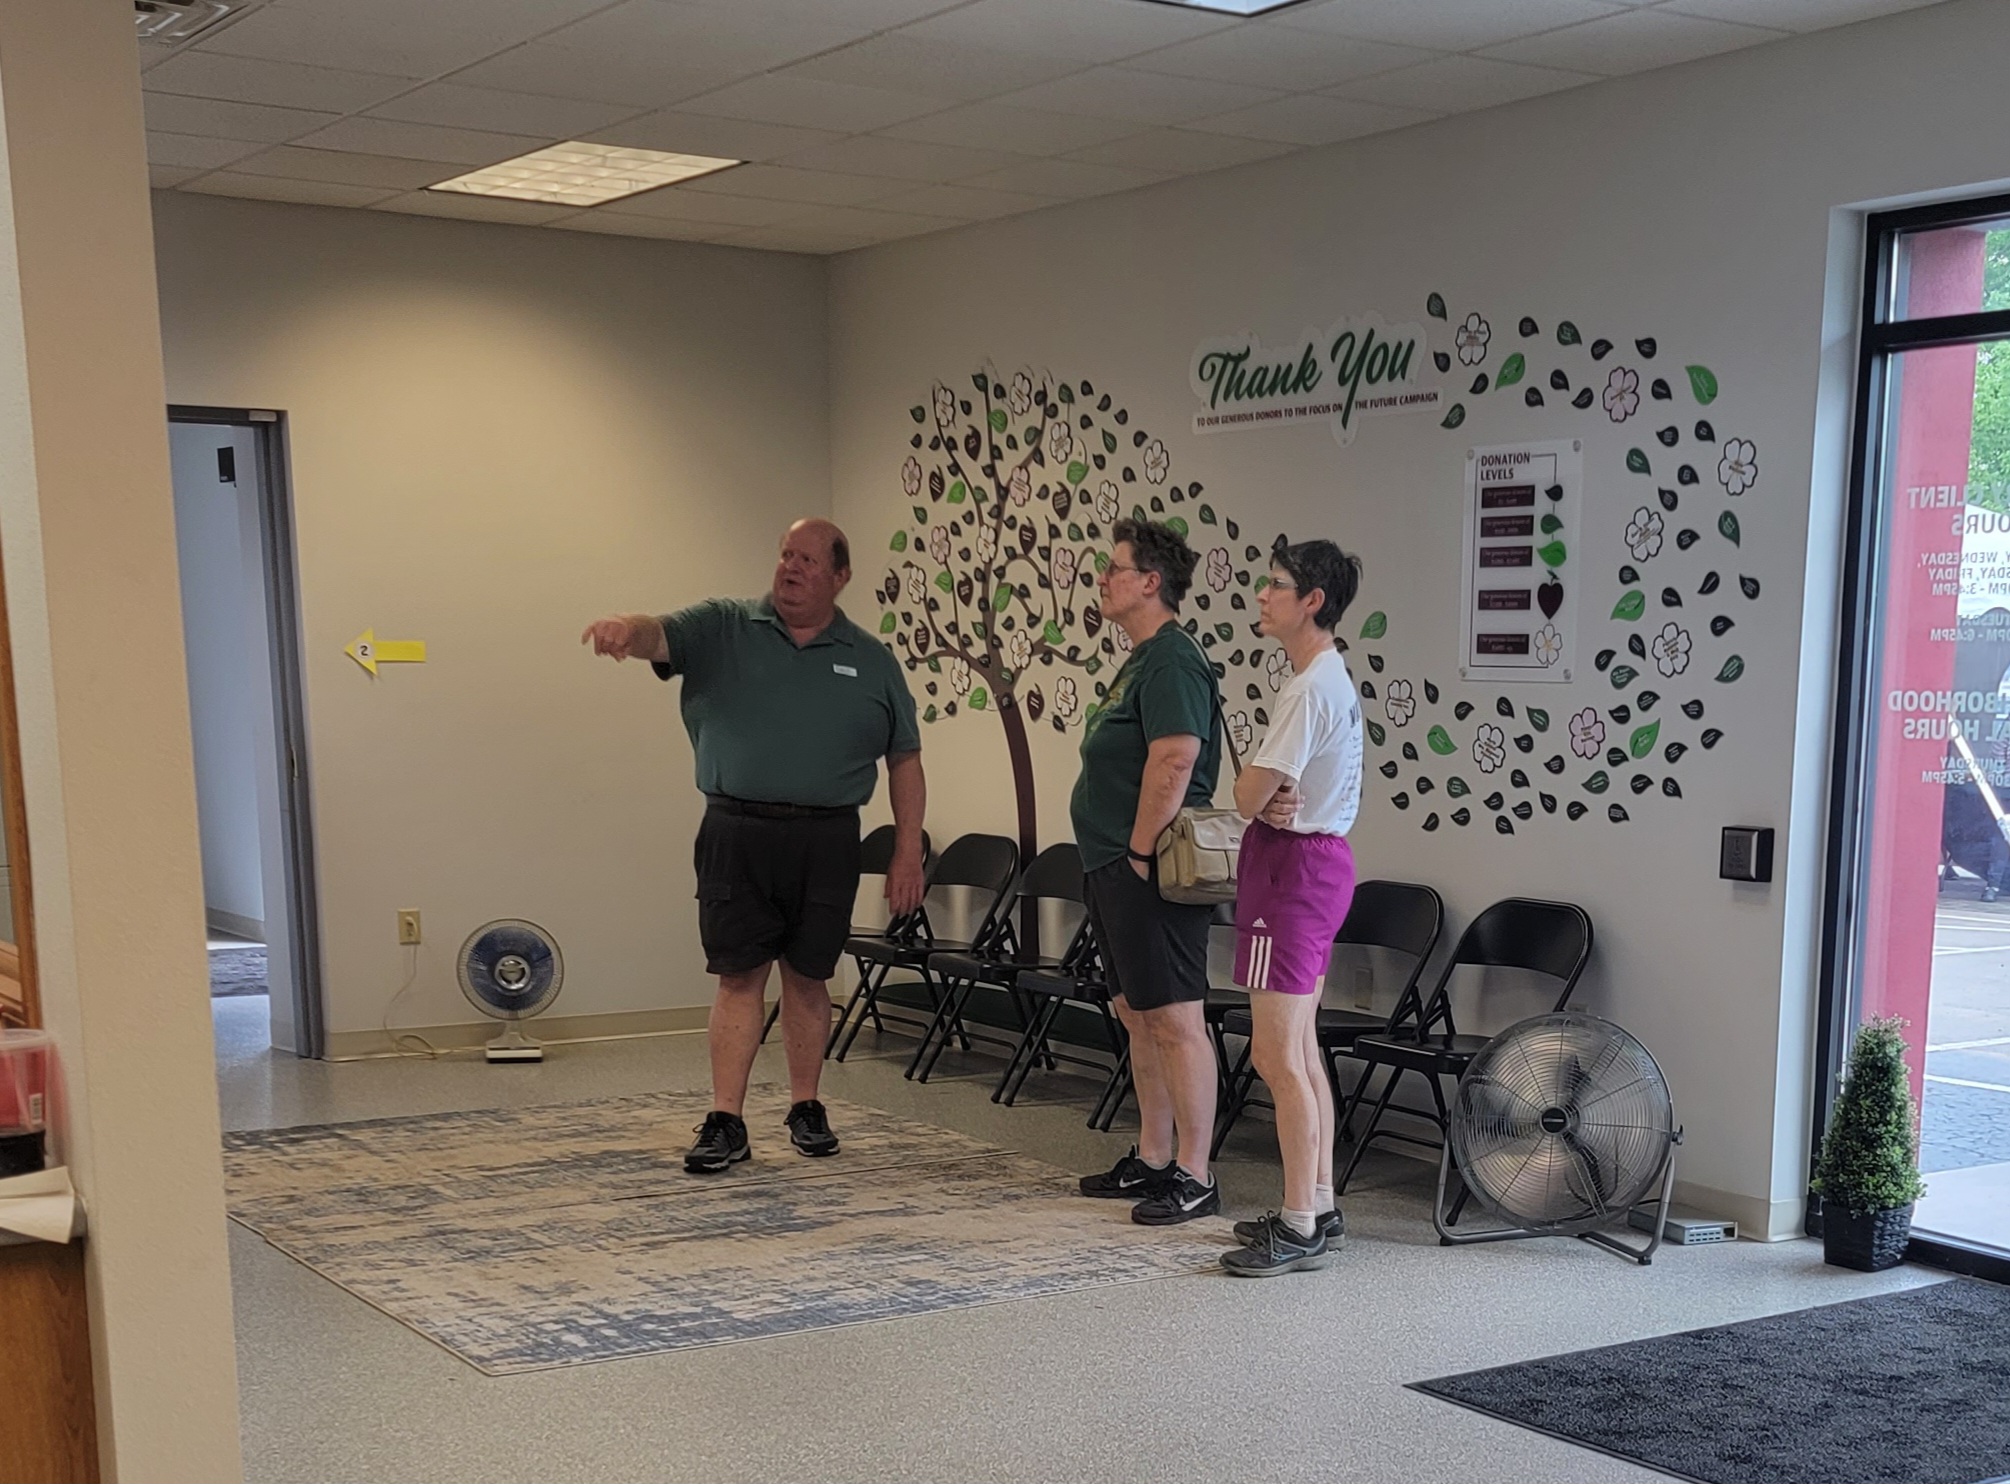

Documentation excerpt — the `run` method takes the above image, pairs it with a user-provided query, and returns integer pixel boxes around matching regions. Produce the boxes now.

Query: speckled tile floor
[215,996,1941,1484]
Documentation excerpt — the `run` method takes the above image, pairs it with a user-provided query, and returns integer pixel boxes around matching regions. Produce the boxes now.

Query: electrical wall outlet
[397,909,421,946]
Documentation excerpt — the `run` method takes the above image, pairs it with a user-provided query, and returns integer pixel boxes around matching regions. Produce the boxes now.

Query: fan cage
[457,919,564,1022]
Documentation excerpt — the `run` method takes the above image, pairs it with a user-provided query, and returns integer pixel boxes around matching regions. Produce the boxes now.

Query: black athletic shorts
[694,798,862,981]
[1082,857,1212,1012]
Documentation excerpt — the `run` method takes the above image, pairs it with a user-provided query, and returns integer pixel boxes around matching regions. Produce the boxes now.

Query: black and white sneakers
[1130,1167,1220,1226]
[1233,1207,1343,1247]
[1079,1146,1174,1200]
[1220,1212,1334,1277]
[684,1110,751,1173]
[786,1099,840,1157]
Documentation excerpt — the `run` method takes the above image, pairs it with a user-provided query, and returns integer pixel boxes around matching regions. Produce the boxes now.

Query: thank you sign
[1190,314,1442,446]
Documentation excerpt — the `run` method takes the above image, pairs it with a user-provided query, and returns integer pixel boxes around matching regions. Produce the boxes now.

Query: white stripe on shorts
[1248,933,1270,990]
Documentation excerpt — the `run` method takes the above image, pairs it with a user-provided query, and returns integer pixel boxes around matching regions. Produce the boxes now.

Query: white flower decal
[1625,506,1664,562]
[1472,723,1506,774]
[1008,630,1032,670]
[1052,547,1078,591]
[1143,438,1169,485]
[1054,675,1080,721]
[1095,481,1120,524]
[1534,624,1562,667]
[1227,710,1253,753]
[1384,678,1415,727]
[1046,421,1073,467]
[1009,466,1031,506]
[1652,621,1691,678]
[950,658,971,695]
[1569,708,1605,760]
[1602,366,1639,424]
[928,524,951,566]
[932,382,955,428]
[1206,547,1232,592]
[1113,624,1132,653]
[1008,371,1034,417]
[1266,648,1293,692]
[975,524,996,564]
[905,569,925,605]
[901,455,921,498]
[1456,313,1491,367]
[1718,438,1758,497]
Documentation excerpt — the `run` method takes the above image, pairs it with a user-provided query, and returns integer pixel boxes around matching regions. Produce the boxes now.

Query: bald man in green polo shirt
[584,519,926,1173]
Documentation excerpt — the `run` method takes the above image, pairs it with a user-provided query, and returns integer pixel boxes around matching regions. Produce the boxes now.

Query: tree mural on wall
[875,367,1277,860]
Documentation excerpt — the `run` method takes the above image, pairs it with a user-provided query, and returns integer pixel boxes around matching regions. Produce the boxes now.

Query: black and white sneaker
[1220,1213,1333,1277]
[1079,1146,1173,1200]
[684,1110,750,1173]
[1233,1208,1344,1246]
[1131,1167,1220,1226]
[785,1099,840,1157]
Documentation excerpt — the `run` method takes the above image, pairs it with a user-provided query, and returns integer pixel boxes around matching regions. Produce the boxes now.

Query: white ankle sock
[1281,1206,1318,1239]
[1314,1183,1335,1215]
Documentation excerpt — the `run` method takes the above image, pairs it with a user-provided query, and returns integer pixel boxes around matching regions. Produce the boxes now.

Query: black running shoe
[1233,1208,1344,1246]
[1079,1146,1174,1200]
[1131,1167,1220,1225]
[785,1099,840,1157]
[1221,1212,1333,1276]
[684,1110,750,1173]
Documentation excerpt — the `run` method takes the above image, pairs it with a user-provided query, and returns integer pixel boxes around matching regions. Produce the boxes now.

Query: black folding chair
[1199,902,1246,1094]
[758,824,930,1044]
[908,843,1090,1083]
[994,938,1134,1130]
[1210,880,1444,1158]
[828,833,1019,1061]
[1334,896,1591,1196]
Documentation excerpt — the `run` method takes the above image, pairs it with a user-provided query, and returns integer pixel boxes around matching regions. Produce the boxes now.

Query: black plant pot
[1823,1202,1913,1271]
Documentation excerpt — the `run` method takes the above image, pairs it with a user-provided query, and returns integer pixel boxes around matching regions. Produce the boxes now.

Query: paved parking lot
[1917,889,2010,1250]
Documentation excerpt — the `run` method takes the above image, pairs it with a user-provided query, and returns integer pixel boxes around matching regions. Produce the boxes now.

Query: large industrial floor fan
[1435,1012,1682,1264]
[458,919,564,1063]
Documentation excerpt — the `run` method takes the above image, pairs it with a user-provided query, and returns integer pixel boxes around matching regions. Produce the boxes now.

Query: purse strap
[1169,620,1242,780]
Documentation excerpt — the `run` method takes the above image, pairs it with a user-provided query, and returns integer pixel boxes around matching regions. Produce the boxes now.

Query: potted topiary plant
[1812,1016,1927,1271]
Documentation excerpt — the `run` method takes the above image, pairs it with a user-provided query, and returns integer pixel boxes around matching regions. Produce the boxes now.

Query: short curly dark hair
[1270,535,1362,631]
[1112,518,1200,610]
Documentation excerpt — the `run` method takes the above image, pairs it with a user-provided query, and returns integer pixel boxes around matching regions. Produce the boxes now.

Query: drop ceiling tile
[781,33,1091,102]
[868,181,1064,220]
[540,0,886,77]
[142,93,336,144]
[141,52,412,114]
[367,83,641,140]
[961,157,1168,200]
[1063,127,1297,173]
[1271,0,1628,50]
[1478,9,1789,74]
[198,0,610,78]
[714,222,886,254]
[996,67,1282,125]
[598,189,816,226]
[901,0,1241,65]
[554,211,731,242]
[150,164,204,189]
[1659,0,1948,31]
[371,191,580,226]
[146,131,264,171]
[708,0,969,26]
[227,146,455,191]
[772,135,1024,183]
[777,204,967,238]
[180,173,404,208]
[1187,93,1430,146]
[879,100,1143,154]
[677,164,910,205]
[676,75,947,133]
[1123,25,1436,92]
[294,117,550,167]
[586,111,848,162]
[1328,54,1600,111]
[446,43,741,109]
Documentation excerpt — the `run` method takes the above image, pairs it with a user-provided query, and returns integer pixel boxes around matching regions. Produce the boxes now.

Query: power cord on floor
[380,942,441,1059]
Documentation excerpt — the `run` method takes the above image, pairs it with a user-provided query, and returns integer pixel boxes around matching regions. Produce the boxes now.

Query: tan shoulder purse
[1154,626,1246,905]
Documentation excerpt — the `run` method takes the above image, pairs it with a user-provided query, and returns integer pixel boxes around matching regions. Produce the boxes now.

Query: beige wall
[830,0,2010,1237]
[152,194,828,1042]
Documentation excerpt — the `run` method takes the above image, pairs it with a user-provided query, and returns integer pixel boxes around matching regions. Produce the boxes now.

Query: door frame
[1816,192,2010,1282]
[168,405,325,1059]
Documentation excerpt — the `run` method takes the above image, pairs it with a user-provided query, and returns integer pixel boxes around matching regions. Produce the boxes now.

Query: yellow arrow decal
[345,629,426,677]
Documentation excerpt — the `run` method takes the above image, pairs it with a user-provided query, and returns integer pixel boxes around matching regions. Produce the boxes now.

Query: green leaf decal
[1446,776,1470,797]
[1058,384,1074,404]
[922,704,938,722]
[1366,719,1386,746]
[1718,510,1741,546]
[1427,725,1457,756]
[1540,512,1563,534]
[1067,522,1084,542]
[1360,610,1388,640]
[991,585,1011,610]
[1715,654,1745,684]
[1626,448,1651,475]
[1686,365,1719,405]
[1584,771,1610,794]
[1042,620,1066,645]
[1427,292,1447,320]
[1497,352,1526,387]
[1441,403,1466,430]
[1527,708,1550,733]
[1103,430,1118,454]
[1214,622,1234,642]
[878,612,896,634]
[947,480,967,503]
[1066,460,1088,485]
[1537,540,1568,568]
[890,531,908,552]
[1558,321,1582,346]
[1610,663,1638,689]
[969,687,988,710]
[910,405,926,423]
[935,571,953,592]
[1166,517,1189,538]
[1611,590,1646,621]
[1199,504,1217,525]
[1629,720,1661,758]
[988,408,1007,431]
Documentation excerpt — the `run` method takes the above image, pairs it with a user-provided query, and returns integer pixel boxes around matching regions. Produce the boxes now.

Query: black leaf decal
[1590,339,1613,360]
[1650,379,1672,401]
[1677,529,1700,550]
[1710,615,1735,637]
[1514,734,1533,752]
[1541,793,1557,813]
[1519,317,1540,337]
[1595,648,1615,672]
[1678,464,1699,485]
[1434,351,1452,374]
[1607,746,1629,768]
[1512,800,1533,820]
[1695,419,1715,442]
[1636,338,1658,358]
[1682,699,1705,720]
[1662,777,1683,799]
[1471,373,1490,395]
[1544,754,1566,774]
[1416,776,1435,793]
[1359,679,1376,699]
[1484,791,1504,811]
[1608,803,1631,823]
[1657,425,1680,446]
[1661,587,1682,608]
[1455,701,1475,720]
[1392,792,1410,810]
[1701,728,1724,748]
[1497,696,1515,718]
[1572,387,1595,409]
[1660,488,1679,512]
[1550,369,1570,391]
[1525,386,1545,407]
[1628,633,1647,659]
[1422,812,1440,831]
[1402,742,1418,760]
[1368,654,1384,673]
[1610,704,1632,724]
[1424,680,1440,704]
[1699,571,1720,595]
[1380,760,1400,779]
[1630,773,1653,795]
[1664,742,1688,764]
[1495,815,1515,835]
[1740,575,1761,600]
[1567,800,1589,819]
[1511,768,1530,788]
[1451,807,1471,827]
[1637,690,1660,711]
[1619,564,1640,585]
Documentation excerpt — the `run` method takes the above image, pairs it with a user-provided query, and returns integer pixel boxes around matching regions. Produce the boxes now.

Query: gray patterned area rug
[223,1089,1225,1374]
[209,946,268,996]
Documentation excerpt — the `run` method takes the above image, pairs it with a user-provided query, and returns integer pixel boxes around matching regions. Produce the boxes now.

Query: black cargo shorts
[694,797,862,980]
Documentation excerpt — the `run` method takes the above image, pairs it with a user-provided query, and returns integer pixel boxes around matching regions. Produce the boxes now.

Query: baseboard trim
[327,1005,716,1061]
[1672,1179,1803,1242]
[207,909,263,942]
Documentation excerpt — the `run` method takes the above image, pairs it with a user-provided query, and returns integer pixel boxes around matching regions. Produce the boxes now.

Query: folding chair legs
[1210,1041,1261,1159]
[760,1001,779,1044]
[1335,1066,1405,1194]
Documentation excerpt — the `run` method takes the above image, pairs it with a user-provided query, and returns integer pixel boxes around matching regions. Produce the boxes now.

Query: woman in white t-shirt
[1220,536,1364,1277]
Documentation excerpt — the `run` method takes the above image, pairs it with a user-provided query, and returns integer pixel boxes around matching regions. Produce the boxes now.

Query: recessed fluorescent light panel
[428,143,740,207]
[1136,0,1313,14]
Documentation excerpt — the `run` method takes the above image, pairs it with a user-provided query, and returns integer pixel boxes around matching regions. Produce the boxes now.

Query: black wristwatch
[1126,847,1154,865]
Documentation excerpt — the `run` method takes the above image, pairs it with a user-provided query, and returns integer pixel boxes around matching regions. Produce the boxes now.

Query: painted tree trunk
[995,694,1042,954]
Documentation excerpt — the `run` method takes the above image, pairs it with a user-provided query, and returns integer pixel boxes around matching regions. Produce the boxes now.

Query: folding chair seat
[1335,896,1590,1198]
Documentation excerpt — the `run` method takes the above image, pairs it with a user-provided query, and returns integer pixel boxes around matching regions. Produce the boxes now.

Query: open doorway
[167,407,324,1059]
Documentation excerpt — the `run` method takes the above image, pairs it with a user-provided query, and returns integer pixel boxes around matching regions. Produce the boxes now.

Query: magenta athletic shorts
[1234,821,1357,995]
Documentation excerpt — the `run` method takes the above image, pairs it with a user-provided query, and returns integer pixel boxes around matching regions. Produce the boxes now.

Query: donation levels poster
[1460,438,1582,683]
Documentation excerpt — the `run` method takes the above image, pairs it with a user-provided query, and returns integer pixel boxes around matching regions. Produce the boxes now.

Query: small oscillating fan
[457,919,564,1063]
[1435,1012,1682,1264]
